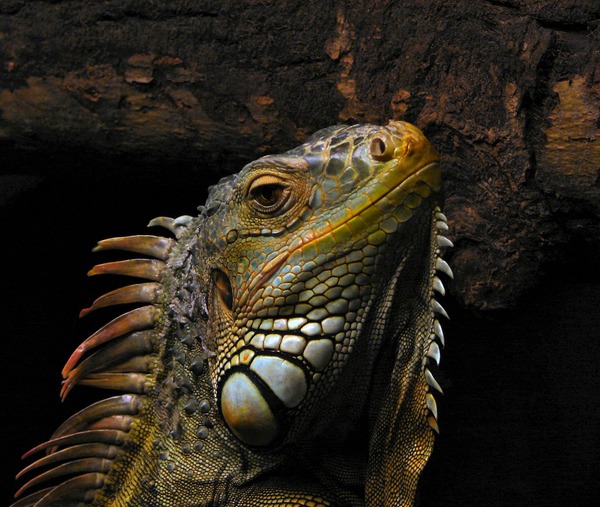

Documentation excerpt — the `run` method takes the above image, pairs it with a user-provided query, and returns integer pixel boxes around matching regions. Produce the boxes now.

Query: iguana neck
[11,121,451,507]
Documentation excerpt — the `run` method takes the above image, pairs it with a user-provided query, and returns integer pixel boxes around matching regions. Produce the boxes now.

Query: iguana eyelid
[246,174,294,215]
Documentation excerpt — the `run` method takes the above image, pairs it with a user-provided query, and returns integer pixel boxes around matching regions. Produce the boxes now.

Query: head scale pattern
[201,121,442,447]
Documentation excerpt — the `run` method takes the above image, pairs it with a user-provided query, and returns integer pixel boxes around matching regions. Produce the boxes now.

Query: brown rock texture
[1,0,599,309]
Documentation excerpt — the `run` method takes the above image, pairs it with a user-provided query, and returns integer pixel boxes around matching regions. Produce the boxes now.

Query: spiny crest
[11,216,199,507]
[424,207,454,434]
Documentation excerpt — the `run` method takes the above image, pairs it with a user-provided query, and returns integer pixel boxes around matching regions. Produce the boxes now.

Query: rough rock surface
[1,0,599,309]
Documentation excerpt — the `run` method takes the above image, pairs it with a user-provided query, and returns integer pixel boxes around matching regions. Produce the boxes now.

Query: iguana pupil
[11,120,452,507]
[251,183,282,208]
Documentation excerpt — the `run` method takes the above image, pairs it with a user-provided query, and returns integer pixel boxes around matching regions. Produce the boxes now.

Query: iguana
[11,120,452,507]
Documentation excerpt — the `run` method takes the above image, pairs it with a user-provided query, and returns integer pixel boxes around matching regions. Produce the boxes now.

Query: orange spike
[87,259,165,281]
[9,487,52,507]
[16,443,118,480]
[79,283,160,317]
[60,331,155,399]
[14,458,111,498]
[108,355,155,373]
[92,235,175,260]
[62,307,159,379]
[87,415,134,432]
[22,430,128,460]
[25,472,106,506]
[52,395,141,440]
[79,373,149,393]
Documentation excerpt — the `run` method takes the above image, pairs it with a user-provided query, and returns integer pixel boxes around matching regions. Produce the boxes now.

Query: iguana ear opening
[213,268,233,312]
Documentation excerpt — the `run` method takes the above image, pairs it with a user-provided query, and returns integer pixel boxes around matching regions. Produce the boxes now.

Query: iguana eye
[247,175,291,214]
[253,184,281,207]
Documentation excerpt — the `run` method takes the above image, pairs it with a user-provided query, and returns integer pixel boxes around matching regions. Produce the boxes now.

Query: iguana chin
[11,120,452,507]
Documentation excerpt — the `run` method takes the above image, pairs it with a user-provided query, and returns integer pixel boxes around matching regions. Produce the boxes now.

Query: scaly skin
[11,121,451,507]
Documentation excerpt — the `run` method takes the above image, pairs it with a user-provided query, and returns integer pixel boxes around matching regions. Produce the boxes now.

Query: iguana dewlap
[11,120,452,507]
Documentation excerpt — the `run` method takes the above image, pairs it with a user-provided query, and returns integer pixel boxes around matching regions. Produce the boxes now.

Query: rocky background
[1,1,599,505]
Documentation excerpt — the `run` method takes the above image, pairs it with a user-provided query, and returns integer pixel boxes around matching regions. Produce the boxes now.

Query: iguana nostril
[370,137,387,157]
[369,134,400,161]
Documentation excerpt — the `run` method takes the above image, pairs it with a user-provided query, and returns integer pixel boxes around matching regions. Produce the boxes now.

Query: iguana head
[12,120,449,506]
[200,120,441,446]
